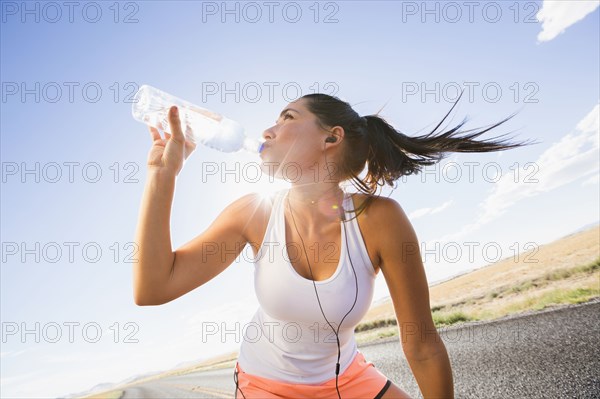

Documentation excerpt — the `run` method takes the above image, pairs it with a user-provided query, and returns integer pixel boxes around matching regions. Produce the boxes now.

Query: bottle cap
[243,137,265,154]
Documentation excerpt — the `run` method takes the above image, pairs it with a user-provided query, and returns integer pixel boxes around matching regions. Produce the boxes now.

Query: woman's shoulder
[350,192,403,218]
[350,193,411,237]
[348,193,408,269]
[222,192,276,244]
[231,191,277,216]
[233,190,289,223]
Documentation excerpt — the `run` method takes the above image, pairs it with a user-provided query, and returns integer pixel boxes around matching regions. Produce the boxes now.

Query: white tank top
[237,188,378,384]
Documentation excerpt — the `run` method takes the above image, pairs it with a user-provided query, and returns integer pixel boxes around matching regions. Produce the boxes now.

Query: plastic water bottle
[132,84,264,154]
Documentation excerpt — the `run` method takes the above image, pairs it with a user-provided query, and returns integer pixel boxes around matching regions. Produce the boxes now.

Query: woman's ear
[329,126,345,143]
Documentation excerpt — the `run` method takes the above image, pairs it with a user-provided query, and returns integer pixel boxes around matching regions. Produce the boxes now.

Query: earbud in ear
[325,136,337,143]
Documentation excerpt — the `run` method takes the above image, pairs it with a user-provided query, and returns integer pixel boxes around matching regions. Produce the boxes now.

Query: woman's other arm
[373,197,454,399]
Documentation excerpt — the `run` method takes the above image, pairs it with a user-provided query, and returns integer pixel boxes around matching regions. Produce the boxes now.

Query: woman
[133,91,536,398]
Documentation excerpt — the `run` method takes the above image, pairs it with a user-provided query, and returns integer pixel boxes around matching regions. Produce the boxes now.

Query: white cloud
[581,173,599,187]
[433,103,600,242]
[577,104,600,138]
[536,0,600,42]
[0,348,33,359]
[408,199,453,220]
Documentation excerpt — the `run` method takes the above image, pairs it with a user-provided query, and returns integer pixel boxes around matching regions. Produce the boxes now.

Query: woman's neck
[286,184,345,226]
[287,184,343,205]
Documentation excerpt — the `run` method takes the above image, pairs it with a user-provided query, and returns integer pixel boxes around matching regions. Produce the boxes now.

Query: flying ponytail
[301,90,540,215]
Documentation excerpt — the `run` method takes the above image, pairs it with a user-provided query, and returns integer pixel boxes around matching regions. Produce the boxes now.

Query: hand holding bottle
[133,85,264,154]
[146,106,197,177]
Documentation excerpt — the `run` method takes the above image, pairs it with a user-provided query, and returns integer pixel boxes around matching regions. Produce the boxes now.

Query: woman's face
[259,98,331,181]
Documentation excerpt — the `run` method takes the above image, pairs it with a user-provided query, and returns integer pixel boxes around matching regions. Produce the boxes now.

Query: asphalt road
[121,298,600,398]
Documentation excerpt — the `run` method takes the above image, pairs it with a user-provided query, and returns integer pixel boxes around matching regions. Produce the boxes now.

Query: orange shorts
[233,350,392,399]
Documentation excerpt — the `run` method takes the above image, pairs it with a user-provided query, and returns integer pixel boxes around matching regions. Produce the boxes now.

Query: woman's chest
[246,195,381,275]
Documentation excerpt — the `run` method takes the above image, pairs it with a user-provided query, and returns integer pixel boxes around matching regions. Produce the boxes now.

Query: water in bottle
[132,84,264,154]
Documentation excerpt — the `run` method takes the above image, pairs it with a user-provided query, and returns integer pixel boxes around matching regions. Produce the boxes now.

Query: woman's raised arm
[132,105,258,306]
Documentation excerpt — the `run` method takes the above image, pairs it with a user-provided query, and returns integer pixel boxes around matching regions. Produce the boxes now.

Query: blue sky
[1,1,599,397]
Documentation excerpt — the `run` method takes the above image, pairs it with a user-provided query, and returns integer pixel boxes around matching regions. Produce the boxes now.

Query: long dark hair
[301,90,540,216]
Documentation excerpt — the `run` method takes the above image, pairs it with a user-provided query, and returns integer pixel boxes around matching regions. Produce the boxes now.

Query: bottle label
[189,105,223,122]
